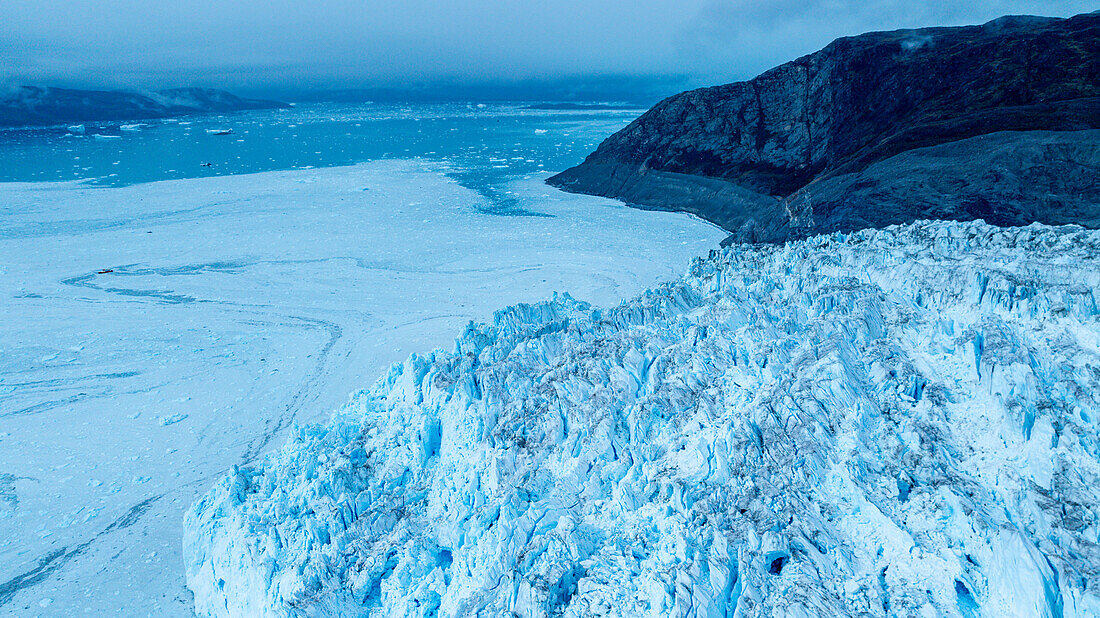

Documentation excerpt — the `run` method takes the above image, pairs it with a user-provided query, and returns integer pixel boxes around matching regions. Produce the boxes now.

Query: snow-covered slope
[184,221,1100,617]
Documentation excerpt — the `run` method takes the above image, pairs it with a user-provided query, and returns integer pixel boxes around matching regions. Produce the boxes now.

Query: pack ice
[184,221,1100,617]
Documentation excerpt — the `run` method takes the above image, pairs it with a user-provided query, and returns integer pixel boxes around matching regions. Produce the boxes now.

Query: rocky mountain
[0,86,288,128]
[549,12,1100,243]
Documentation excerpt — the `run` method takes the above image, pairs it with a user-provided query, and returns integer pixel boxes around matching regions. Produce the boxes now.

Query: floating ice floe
[184,220,1100,617]
[67,124,85,134]
[160,413,189,426]
[120,123,145,131]
[92,134,121,141]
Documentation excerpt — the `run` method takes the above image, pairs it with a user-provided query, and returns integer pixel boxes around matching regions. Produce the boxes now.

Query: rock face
[185,220,1100,617]
[0,86,288,127]
[549,12,1100,243]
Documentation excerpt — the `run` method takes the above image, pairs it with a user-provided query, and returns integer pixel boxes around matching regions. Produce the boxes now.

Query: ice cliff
[184,221,1100,617]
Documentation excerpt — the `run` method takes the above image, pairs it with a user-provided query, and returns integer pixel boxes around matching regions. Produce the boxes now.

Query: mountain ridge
[0,86,289,128]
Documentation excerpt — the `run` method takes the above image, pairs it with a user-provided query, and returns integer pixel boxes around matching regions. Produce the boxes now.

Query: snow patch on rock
[184,221,1100,617]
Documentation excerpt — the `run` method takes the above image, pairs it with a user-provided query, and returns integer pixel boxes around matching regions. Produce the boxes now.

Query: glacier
[184,220,1100,617]
[0,159,721,615]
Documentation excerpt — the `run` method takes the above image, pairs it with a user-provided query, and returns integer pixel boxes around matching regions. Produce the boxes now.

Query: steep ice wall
[184,221,1100,617]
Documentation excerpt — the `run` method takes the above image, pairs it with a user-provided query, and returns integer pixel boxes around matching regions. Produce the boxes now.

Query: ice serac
[548,11,1100,243]
[185,221,1100,617]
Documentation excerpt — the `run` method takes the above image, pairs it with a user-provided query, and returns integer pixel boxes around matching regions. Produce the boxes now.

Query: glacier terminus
[184,221,1100,617]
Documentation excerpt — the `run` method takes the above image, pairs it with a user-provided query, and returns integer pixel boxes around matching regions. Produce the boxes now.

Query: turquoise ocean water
[0,102,642,214]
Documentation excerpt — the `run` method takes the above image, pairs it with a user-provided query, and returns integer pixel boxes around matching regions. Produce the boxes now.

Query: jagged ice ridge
[184,220,1100,617]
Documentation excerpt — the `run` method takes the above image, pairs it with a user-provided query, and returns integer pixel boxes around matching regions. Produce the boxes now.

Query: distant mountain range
[522,102,641,111]
[0,87,289,128]
[550,11,1100,243]
[277,75,691,106]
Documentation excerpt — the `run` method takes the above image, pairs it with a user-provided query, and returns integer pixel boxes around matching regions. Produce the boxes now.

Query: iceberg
[184,220,1100,617]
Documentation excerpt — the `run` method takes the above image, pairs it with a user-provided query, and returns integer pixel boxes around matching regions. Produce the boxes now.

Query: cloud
[0,0,710,91]
[0,0,1093,93]
[675,0,1098,82]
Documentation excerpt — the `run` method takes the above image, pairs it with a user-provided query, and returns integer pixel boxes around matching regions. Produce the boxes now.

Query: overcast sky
[1,0,1095,94]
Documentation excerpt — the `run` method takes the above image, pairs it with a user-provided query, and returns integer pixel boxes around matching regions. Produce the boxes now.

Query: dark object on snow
[550,11,1100,243]
[97,269,114,274]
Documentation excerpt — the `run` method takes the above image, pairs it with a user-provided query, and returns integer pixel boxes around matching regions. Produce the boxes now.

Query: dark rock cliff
[549,12,1100,243]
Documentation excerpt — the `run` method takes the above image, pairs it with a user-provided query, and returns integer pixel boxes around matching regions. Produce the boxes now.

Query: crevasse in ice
[184,220,1100,617]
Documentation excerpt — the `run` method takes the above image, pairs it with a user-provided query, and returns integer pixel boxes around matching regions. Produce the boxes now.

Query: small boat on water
[205,128,233,135]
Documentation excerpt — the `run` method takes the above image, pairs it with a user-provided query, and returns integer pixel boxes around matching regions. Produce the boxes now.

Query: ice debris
[184,221,1100,617]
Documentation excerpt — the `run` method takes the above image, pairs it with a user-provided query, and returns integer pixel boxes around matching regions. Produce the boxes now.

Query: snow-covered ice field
[0,161,725,615]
